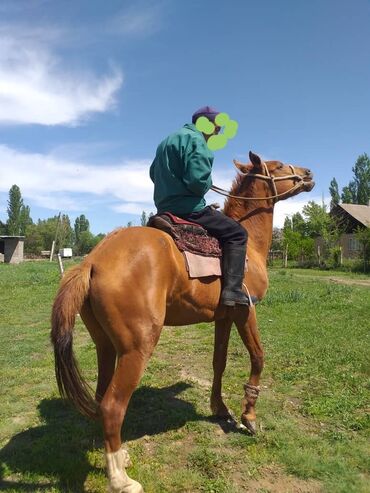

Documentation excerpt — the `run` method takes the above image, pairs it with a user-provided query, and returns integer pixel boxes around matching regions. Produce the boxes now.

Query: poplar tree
[340,153,370,204]
[74,214,90,242]
[6,185,23,235]
[329,177,340,209]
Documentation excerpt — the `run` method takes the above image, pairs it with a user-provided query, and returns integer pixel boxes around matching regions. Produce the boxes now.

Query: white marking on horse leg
[106,448,144,493]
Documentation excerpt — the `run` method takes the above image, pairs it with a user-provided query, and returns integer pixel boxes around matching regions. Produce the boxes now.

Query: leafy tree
[140,211,147,226]
[19,205,33,235]
[0,220,7,235]
[282,229,302,260]
[24,215,73,255]
[329,177,340,209]
[283,216,292,231]
[6,185,23,235]
[302,201,331,238]
[291,212,306,236]
[341,185,353,204]
[351,153,370,204]
[340,153,370,204]
[77,230,103,255]
[58,214,74,248]
[24,224,45,255]
[74,214,90,242]
[271,227,283,250]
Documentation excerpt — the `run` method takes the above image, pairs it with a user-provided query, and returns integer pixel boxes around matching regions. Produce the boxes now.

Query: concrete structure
[0,236,25,264]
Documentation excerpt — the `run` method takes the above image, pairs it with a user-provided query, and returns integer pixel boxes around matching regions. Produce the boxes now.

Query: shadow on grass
[0,382,204,492]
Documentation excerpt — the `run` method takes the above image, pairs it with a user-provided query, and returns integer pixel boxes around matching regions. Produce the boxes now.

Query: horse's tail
[51,261,99,419]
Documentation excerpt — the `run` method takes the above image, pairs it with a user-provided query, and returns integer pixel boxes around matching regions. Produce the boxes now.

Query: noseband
[211,163,305,204]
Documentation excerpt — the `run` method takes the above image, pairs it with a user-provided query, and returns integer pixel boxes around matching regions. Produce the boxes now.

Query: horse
[51,151,314,492]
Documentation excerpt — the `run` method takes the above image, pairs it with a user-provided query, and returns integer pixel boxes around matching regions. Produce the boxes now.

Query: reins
[211,163,305,203]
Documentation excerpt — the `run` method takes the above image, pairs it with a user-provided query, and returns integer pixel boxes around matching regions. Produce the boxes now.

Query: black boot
[220,244,250,306]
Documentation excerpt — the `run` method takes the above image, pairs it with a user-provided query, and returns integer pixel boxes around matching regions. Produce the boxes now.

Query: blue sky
[0,0,369,234]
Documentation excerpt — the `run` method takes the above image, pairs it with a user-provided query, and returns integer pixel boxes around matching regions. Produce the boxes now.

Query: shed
[0,236,25,264]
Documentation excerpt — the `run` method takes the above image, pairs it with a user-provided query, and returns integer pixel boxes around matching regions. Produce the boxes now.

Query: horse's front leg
[235,307,264,434]
[210,318,233,418]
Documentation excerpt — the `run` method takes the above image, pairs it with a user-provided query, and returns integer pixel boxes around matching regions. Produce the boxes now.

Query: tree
[24,217,58,254]
[340,153,370,204]
[140,211,148,226]
[271,227,283,251]
[74,214,90,242]
[302,201,331,238]
[0,220,7,235]
[283,216,292,231]
[58,214,74,248]
[19,205,33,235]
[351,153,370,205]
[341,185,353,204]
[6,185,23,235]
[77,230,103,255]
[329,177,340,209]
[291,212,306,236]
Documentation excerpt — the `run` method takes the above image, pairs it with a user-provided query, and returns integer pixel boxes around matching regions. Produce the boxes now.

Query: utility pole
[50,212,62,262]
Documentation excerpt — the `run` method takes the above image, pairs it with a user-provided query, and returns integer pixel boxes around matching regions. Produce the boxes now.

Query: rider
[149,106,250,306]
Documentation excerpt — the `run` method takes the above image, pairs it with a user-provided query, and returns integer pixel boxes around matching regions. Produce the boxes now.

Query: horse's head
[233,151,315,202]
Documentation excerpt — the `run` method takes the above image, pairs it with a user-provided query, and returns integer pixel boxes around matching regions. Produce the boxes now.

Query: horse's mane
[223,173,252,219]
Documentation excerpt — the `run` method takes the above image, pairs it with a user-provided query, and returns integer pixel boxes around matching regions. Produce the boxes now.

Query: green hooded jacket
[150,123,214,214]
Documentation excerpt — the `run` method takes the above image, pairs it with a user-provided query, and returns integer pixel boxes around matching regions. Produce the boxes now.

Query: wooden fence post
[284,244,288,268]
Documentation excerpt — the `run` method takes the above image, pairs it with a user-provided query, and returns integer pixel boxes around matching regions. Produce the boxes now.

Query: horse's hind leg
[101,347,151,493]
[80,300,116,402]
[234,308,264,434]
[210,318,233,418]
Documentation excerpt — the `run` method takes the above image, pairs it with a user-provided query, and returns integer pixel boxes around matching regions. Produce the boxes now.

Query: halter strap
[211,163,305,204]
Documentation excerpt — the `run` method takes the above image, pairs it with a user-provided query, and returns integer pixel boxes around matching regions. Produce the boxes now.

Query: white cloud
[0,28,123,126]
[0,144,153,212]
[107,3,162,37]
[273,195,328,228]
[0,143,321,229]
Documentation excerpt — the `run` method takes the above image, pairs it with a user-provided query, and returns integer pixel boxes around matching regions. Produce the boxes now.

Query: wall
[4,238,24,264]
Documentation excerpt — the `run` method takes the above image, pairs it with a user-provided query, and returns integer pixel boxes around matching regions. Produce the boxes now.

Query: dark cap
[192,106,220,124]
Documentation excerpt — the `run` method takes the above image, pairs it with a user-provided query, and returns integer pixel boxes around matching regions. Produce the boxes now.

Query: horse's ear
[249,151,263,171]
[233,159,253,174]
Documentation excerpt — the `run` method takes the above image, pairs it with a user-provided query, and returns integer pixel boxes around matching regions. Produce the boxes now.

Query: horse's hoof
[239,416,257,435]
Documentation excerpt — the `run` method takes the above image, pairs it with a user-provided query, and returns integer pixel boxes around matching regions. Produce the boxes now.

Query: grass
[0,261,369,492]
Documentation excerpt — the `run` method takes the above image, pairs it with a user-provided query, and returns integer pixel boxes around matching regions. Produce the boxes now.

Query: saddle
[147,212,221,258]
[147,212,222,278]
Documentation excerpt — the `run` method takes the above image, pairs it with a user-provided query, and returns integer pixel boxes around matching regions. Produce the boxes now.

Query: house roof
[338,204,370,227]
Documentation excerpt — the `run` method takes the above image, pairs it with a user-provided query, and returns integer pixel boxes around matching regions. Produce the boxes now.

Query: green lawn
[0,261,369,492]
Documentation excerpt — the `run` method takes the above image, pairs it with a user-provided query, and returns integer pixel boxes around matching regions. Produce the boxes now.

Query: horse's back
[84,227,182,318]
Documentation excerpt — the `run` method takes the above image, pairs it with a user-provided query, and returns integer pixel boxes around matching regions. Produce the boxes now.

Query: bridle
[211,162,306,204]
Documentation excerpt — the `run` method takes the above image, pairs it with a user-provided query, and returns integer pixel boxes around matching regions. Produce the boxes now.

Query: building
[315,203,370,259]
[0,236,25,264]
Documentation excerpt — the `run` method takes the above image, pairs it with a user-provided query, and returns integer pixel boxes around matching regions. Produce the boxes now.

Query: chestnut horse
[51,152,314,492]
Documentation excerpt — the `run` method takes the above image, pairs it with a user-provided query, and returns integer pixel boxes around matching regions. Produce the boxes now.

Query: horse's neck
[240,204,273,260]
[224,181,274,261]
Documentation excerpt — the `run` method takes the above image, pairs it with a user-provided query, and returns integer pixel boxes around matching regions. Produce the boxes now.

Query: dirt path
[326,276,370,287]
[293,274,370,287]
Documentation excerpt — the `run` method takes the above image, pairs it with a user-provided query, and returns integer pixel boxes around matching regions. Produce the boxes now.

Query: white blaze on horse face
[106,448,144,493]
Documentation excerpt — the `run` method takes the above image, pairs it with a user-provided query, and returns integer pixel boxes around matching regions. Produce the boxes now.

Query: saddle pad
[183,251,221,278]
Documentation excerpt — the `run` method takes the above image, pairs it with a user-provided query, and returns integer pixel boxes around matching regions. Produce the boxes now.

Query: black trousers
[177,206,247,247]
